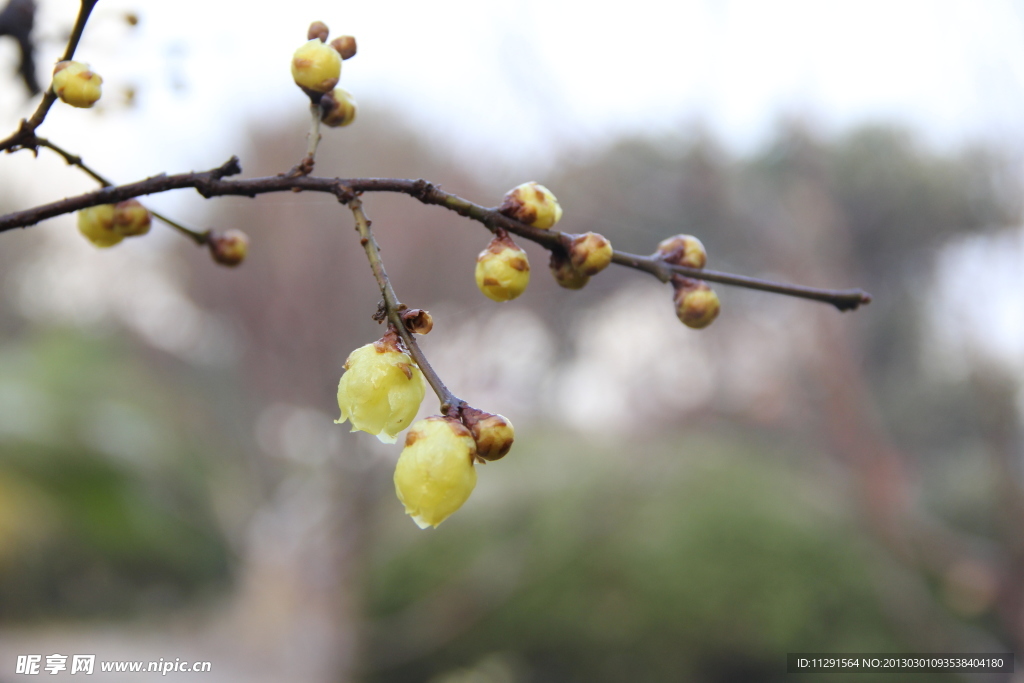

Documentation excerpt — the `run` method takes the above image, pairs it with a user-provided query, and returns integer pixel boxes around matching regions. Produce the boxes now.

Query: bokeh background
[1,1,1024,681]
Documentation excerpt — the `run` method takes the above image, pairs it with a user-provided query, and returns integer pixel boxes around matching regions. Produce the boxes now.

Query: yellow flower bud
[673,278,720,329]
[549,250,589,290]
[461,406,514,461]
[208,229,250,267]
[291,39,342,94]
[320,87,356,127]
[394,416,478,529]
[336,332,426,443]
[111,199,151,237]
[77,205,122,248]
[331,35,357,60]
[52,61,102,109]
[568,232,613,276]
[498,181,563,229]
[655,234,707,269]
[475,234,530,302]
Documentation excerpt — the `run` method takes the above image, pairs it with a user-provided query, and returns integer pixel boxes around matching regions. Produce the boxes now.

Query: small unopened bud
[208,229,249,267]
[307,21,330,42]
[331,35,357,60]
[475,234,530,302]
[320,87,356,127]
[292,39,342,95]
[549,250,589,290]
[568,232,613,276]
[673,277,720,329]
[498,181,563,229]
[77,205,121,248]
[52,61,102,108]
[401,309,433,335]
[461,406,514,462]
[111,199,151,237]
[655,234,707,269]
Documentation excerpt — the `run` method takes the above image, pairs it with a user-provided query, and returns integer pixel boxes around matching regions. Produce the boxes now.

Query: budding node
[475,234,530,302]
[498,182,563,229]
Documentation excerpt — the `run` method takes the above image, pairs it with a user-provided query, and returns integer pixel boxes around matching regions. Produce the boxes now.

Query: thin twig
[0,0,98,153]
[305,103,322,165]
[281,103,323,178]
[35,137,210,245]
[0,161,872,311]
[349,196,465,416]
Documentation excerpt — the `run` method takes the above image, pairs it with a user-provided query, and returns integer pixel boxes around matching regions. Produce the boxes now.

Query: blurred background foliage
[0,103,1020,682]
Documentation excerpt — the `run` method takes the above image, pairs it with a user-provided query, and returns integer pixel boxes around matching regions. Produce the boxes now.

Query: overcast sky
[5,0,1024,182]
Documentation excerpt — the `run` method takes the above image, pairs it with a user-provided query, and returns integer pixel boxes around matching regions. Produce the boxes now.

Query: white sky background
[4,0,1024,180]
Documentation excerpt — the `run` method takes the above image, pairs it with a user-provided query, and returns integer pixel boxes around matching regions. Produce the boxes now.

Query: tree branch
[349,196,465,416]
[35,136,210,244]
[0,0,98,153]
[0,160,872,311]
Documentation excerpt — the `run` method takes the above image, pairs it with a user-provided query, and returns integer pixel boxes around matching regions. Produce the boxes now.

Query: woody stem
[349,196,465,417]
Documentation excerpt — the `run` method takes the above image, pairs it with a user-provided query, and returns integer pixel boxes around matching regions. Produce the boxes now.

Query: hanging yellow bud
[111,200,151,237]
[77,205,122,248]
[394,416,478,528]
[52,61,102,108]
[320,87,356,127]
[208,230,250,267]
[673,278,720,329]
[475,234,530,302]
[568,232,613,276]
[549,250,589,290]
[336,331,426,443]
